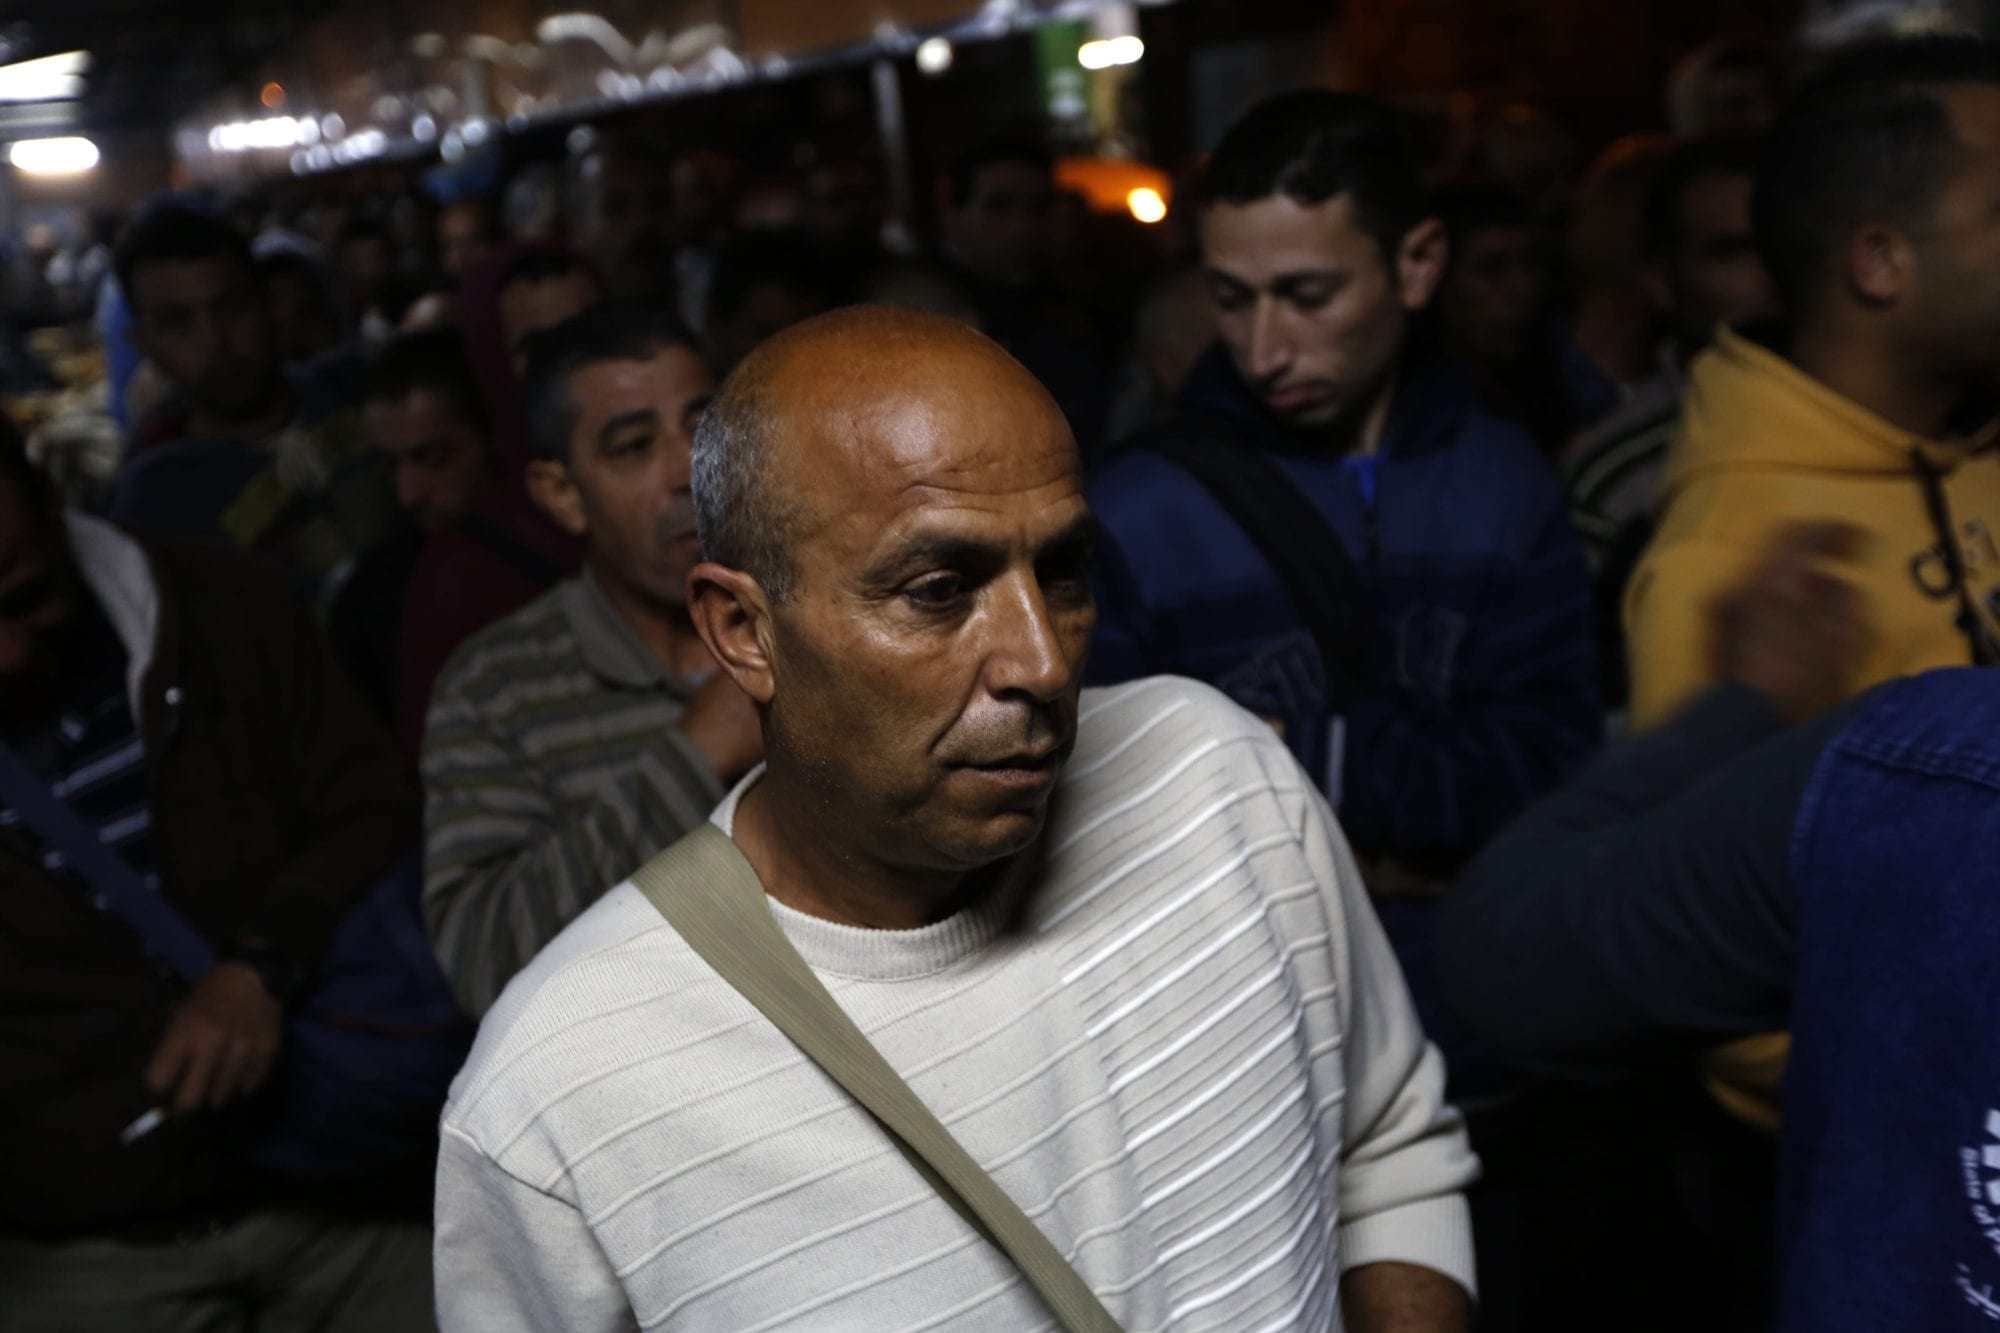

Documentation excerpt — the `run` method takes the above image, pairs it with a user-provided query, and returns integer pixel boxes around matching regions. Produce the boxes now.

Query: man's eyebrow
[1037,513,1101,556]
[860,512,1098,588]
[866,534,1001,584]
[1204,267,1343,294]
[597,408,659,447]
[1269,269,1343,293]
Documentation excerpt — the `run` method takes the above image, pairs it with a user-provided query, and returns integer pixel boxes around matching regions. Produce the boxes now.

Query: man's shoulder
[1433,399,1562,494]
[1069,677,1306,810]
[1086,426,1233,528]
[431,580,583,707]
[108,438,254,507]
[1568,377,1681,464]
[444,879,725,1144]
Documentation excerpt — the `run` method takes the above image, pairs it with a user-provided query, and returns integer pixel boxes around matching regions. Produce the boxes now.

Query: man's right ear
[525,459,587,536]
[686,562,776,706]
[1846,222,1913,309]
[1394,217,1450,313]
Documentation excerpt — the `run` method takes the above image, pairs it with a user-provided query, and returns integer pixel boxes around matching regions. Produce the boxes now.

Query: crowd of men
[4,26,2000,1333]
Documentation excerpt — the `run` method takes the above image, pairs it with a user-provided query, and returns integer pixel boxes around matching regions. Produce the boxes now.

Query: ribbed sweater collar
[709,768,1032,982]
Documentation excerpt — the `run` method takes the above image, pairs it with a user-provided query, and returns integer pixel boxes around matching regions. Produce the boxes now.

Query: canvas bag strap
[0,739,215,981]
[629,825,1121,1333]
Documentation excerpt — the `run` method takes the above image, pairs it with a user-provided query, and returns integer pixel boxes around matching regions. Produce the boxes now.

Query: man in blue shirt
[1089,90,1599,883]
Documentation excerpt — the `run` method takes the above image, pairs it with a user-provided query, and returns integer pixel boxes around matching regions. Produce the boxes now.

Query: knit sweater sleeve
[1288,777,1481,1294]
[434,1123,634,1332]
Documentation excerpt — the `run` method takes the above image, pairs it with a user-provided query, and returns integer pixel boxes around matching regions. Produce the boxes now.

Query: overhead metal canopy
[0,0,343,141]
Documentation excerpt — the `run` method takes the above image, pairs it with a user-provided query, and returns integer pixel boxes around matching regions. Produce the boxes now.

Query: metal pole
[871,56,917,254]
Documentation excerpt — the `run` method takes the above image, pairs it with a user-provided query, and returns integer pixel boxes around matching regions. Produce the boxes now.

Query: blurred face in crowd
[498,268,604,374]
[364,388,492,533]
[950,160,1054,286]
[808,164,883,247]
[670,157,723,248]
[0,477,78,730]
[437,200,496,283]
[1888,85,2000,393]
[1696,68,1777,134]
[694,312,1095,882]
[570,146,675,303]
[260,265,344,365]
[340,233,396,307]
[1200,191,1447,433]
[1654,168,1774,353]
[708,280,831,375]
[128,254,283,424]
[1442,222,1550,367]
[529,345,714,612]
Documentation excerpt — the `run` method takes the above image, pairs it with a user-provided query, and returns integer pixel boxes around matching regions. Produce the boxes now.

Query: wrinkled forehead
[773,352,1082,553]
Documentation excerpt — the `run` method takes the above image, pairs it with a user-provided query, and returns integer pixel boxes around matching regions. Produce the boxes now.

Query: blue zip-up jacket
[1087,344,1600,861]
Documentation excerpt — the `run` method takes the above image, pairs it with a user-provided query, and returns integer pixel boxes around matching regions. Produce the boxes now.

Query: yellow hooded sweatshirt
[1626,325,2000,1130]
[1626,324,2000,732]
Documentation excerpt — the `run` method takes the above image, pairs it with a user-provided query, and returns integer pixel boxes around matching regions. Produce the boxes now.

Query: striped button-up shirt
[422,569,722,1016]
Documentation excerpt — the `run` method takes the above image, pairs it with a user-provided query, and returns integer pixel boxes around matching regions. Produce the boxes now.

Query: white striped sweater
[435,676,1478,1331]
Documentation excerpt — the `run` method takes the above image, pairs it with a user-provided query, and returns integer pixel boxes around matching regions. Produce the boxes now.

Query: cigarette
[120,1107,167,1145]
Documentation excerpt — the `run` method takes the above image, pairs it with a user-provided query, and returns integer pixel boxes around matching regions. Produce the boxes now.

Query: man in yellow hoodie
[1627,36,2000,733]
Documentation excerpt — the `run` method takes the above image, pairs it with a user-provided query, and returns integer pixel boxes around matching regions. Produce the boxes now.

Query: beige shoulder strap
[630,824,1120,1333]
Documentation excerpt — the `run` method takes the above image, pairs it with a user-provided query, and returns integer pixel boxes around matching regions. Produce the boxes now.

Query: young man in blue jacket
[1088,90,1600,886]
[1088,98,1604,1323]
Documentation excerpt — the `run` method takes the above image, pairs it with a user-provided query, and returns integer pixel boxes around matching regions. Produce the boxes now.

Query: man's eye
[606,435,649,458]
[905,575,967,609]
[1210,288,1249,313]
[1040,542,1096,589]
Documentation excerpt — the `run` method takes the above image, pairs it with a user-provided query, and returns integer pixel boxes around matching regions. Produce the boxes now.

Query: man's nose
[1246,300,1291,381]
[987,576,1076,704]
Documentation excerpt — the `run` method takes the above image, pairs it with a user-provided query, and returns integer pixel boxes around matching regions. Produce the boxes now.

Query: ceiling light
[0,50,91,104]
[8,135,99,175]
[1126,186,1167,224]
[206,116,315,153]
[915,38,953,76]
[1078,36,1144,70]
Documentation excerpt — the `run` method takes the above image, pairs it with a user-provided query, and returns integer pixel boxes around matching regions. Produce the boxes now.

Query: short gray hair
[691,367,796,603]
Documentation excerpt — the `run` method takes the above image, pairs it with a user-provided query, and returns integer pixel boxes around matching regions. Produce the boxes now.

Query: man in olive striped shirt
[421,307,761,1016]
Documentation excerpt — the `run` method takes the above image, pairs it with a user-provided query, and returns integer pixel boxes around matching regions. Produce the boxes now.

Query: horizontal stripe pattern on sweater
[436,676,1478,1331]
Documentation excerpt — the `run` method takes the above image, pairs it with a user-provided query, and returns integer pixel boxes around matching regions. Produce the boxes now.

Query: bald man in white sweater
[434,308,1478,1331]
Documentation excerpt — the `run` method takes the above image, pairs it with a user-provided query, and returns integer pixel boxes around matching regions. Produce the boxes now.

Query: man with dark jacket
[1088,90,1600,887]
[0,420,431,1329]
[1438,521,1998,1333]
[1086,91,1602,1328]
